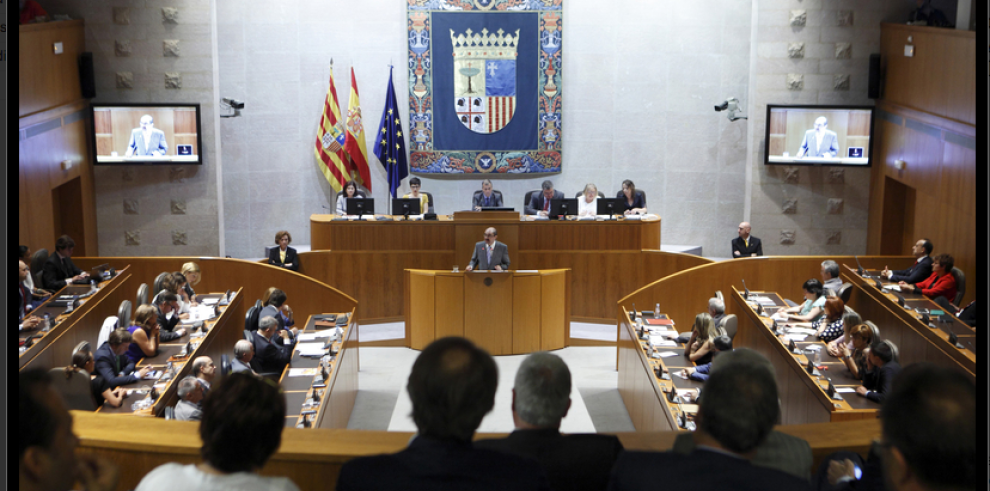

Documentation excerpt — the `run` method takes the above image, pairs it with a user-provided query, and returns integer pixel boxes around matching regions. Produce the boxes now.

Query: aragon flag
[314,62,349,192]
[344,67,371,191]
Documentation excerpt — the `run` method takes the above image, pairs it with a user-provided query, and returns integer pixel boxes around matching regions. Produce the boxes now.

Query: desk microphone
[741,279,750,299]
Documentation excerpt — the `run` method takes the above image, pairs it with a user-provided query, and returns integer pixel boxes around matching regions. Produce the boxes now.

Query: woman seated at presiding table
[685,312,725,365]
[181,262,201,306]
[839,324,875,380]
[825,311,863,357]
[898,253,957,304]
[402,176,430,214]
[268,230,299,272]
[577,183,599,217]
[125,305,161,365]
[777,278,827,323]
[67,348,125,409]
[335,179,366,215]
[616,179,647,215]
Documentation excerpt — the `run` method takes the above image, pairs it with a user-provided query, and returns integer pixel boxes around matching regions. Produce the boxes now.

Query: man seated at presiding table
[192,356,216,395]
[95,329,152,389]
[616,179,647,215]
[231,340,257,375]
[250,316,297,375]
[136,373,301,491]
[42,234,90,291]
[881,238,933,283]
[732,221,763,258]
[476,352,624,491]
[671,349,814,481]
[124,305,161,365]
[174,376,204,422]
[153,292,188,342]
[820,260,843,296]
[776,279,827,323]
[610,356,812,490]
[473,178,503,210]
[336,337,551,491]
[897,253,957,304]
[526,179,564,217]
[402,176,430,214]
[678,335,733,382]
[855,340,901,404]
[465,227,510,272]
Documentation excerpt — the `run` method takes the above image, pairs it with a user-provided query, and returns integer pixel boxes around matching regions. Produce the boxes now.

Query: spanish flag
[314,63,349,192]
[344,67,371,191]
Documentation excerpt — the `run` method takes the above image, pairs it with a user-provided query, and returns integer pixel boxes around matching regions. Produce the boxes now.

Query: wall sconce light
[893,159,906,170]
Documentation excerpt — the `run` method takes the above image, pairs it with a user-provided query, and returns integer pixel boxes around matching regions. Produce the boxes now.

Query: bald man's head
[738,222,751,239]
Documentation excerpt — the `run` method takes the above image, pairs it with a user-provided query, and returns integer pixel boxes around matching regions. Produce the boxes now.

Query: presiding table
[405,269,570,355]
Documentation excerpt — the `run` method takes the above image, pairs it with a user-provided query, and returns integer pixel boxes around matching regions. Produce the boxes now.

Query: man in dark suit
[955,300,975,327]
[476,352,623,491]
[260,288,295,330]
[250,316,296,375]
[41,235,89,291]
[797,116,839,158]
[125,114,168,157]
[336,337,550,491]
[231,340,257,374]
[609,359,811,491]
[473,179,503,210]
[526,180,564,216]
[881,238,933,283]
[173,376,204,421]
[466,227,510,271]
[153,292,187,342]
[856,340,901,403]
[732,222,763,258]
[94,329,150,388]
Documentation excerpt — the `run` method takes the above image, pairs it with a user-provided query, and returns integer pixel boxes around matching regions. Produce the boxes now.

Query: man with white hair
[677,297,726,344]
[732,222,763,258]
[476,352,623,491]
[174,376,203,421]
[231,340,256,374]
[250,316,295,374]
[821,260,843,296]
[797,116,839,159]
[191,356,215,396]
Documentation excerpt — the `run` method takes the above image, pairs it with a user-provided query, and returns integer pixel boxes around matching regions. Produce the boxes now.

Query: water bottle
[654,303,660,319]
[43,313,51,332]
[814,349,821,366]
[66,296,77,313]
[90,279,98,292]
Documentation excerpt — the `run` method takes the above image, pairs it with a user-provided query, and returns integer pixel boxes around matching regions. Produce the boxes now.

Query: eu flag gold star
[397,131,402,137]
[381,127,386,134]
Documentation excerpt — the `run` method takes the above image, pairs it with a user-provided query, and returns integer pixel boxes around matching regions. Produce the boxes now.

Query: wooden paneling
[434,275,465,341]
[464,274,513,355]
[512,275,542,353]
[406,271,435,350]
[19,20,85,117]
[540,272,566,351]
[174,109,198,133]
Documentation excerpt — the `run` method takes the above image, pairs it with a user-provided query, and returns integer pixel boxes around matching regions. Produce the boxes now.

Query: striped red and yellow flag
[344,67,371,191]
[314,64,349,192]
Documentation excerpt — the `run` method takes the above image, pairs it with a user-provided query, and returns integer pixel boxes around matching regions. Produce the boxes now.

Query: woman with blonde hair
[686,312,723,365]
[577,183,599,217]
[840,324,874,380]
[180,262,201,306]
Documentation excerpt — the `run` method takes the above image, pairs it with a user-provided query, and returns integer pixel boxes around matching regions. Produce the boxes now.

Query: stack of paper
[296,343,326,356]
[785,334,808,341]
[786,327,817,335]
[288,368,318,377]
[649,335,677,347]
[201,298,219,306]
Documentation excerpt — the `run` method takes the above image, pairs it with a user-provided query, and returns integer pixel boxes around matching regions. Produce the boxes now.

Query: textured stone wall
[749,0,912,256]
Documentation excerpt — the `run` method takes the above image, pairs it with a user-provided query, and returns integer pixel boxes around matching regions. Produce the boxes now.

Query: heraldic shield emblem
[451,27,519,134]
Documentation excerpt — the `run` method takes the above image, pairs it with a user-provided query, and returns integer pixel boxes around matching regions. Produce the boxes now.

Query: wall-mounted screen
[764,105,874,167]
[91,103,203,165]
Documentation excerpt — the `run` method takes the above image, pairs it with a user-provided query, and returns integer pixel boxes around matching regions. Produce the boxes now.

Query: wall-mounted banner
[407,0,562,175]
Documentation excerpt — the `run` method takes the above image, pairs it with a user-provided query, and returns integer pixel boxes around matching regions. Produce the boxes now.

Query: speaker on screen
[79,52,96,99]
[867,54,881,100]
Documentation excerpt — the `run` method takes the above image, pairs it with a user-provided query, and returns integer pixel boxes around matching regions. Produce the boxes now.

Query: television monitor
[549,198,578,217]
[596,198,621,216]
[345,197,374,216]
[764,105,874,167]
[91,103,203,165]
[392,198,421,215]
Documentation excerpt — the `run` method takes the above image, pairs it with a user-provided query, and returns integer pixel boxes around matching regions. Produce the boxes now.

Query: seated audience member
[402,176,430,214]
[124,305,160,365]
[95,329,151,389]
[856,340,901,403]
[180,262,201,306]
[473,178,503,210]
[732,222,763,258]
[679,335,733,382]
[817,363,975,491]
[163,273,192,315]
[882,238,933,283]
[526,179,564,217]
[191,356,216,395]
[42,235,89,291]
[67,349,125,409]
[898,254,957,304]
[231,340,257,375]
[153,292,187,342]
[825,311,864,357]
[616,179,646,215]
[174,376,204,421]
[577,183,599,217]
[20,369,120,491]
[260,288,296,330]
[136,372,300,491]
[821,260,842,296]
[779,279,827,323]
[811,296,845,342]
[610,357,811,490]
[685,312,724,365]
[250,316,296,375]
[954,300,975,327]
[18,260,38,324]
[838,324,874,381]
[336,180,363,215]
[671,349,814,481]
[19,245,52,299]
[678,297,726,344]
[268,230,299,272]
[476,352,623,491]
[336,337,550,491]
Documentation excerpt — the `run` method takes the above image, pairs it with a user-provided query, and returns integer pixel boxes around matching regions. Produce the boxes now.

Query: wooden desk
[405,269,570,354]
[840,265,975,377]
[731,287,879,424]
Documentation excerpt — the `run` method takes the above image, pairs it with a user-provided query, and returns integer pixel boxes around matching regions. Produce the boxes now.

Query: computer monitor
[391,198,421,215]
[596,198,621,216]
[550,198,578,217]
[345,197,374,216]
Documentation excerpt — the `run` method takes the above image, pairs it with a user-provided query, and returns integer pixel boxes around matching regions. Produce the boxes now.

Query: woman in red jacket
[899,253,957,303]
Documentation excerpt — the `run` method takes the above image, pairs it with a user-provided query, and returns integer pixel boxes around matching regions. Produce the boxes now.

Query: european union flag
[374,67,408,198]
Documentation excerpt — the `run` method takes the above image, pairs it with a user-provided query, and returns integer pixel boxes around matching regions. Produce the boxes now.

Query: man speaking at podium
[796,116,838,159]
[125,114,168,157]
[466,227,510,272]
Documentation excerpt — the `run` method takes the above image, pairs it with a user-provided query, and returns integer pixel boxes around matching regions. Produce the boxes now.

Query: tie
[744,238,749,248]
[484,195,490,206]
[486,245,492,266]
[543,197,550,212]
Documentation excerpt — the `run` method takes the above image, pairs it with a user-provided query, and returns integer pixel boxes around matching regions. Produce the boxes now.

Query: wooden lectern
[404,269,571,355]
